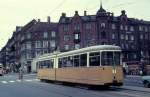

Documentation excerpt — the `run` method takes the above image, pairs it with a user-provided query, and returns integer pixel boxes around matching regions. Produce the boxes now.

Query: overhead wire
[49,0,67,15]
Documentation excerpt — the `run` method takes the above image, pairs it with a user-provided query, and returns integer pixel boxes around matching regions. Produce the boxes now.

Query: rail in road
[0,74,149,97]
[34,81,150,97]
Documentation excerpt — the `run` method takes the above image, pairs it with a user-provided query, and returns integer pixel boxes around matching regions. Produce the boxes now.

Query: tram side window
[80,54,87,66]
[38,60,54,69]
[101,52,113,66]
[50,60,54,68]
[89,52,100,66]
[59,57,72,68]
[58,58,62,68]
[58,54,87,68]
[66,56,73,67]
[74,55,80,67]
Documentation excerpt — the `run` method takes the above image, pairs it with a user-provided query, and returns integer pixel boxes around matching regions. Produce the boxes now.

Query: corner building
[58,5,150,74]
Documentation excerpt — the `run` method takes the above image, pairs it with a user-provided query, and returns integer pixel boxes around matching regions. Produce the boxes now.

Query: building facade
[19,18,58,72]
[58,5,150,74]
[0,17,58,73]
[0,5,150,74]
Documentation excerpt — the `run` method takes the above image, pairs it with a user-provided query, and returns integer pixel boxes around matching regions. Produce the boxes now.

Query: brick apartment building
[0,17,58,72]
[58,5,150,74]
[0,5,150,74]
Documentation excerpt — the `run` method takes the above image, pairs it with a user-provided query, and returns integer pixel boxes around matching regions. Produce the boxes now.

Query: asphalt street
[0,73,149,97]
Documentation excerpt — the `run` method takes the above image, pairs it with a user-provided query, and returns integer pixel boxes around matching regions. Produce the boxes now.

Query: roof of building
[19,19,58,33]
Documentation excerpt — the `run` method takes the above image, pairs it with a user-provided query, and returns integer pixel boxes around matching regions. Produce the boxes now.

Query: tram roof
[33,45,121,60]
[58,45,121,57]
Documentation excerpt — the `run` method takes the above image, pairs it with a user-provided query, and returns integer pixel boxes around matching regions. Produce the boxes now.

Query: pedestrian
[19,68,23,80]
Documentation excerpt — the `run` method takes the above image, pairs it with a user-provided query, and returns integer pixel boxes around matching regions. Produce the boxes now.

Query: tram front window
[114,52,120,65]
[101,52,120,66]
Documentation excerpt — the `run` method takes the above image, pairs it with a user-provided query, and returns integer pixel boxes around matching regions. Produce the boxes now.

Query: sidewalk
[122,85,150,92]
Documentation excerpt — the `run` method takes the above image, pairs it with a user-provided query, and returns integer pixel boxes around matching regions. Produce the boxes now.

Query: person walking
[19,68,23,80]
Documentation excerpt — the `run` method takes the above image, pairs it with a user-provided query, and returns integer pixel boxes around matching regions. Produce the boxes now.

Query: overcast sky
[0,0,149,50]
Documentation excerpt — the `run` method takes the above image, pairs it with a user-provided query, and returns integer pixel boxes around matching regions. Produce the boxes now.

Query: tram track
[107,88,150,97]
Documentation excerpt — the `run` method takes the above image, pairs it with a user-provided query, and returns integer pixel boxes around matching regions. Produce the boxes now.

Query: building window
[145,34,148,39]
[130,26,134,31]
[43,32,48,38]
[74,25,80,31]
[130,35,134,41]
[64,35,70,41]
[75,33,80,40]
[140,34,143,39]
[125,25,128,31]
[63,25,69,32]
[35,41,42,48]
[139,26,143,31]
[101,23,105,28]
[125,35,128,40]
[121,34,124,40]
[50,40,56,47]
[21,35,25,41]
[26,52,32,59]
[21,43,26,51]
[43,41,49,48]
[112,33,115,39]
[121,44,124,49]
[131,45,135,49]
[26,42,31,49]
[112,24,116,29]
[120,25,123,30]
[27,33,31,39]
[125,44,129,49]
[75,44,80,49]
[85,23,91,30]
[51,31,56,37]
[101,31,106,39]
[64,45,69,50]
[145,26,148,32]
[133,54,137,59]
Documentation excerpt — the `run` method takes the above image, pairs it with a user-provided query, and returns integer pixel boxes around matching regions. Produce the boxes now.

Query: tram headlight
[112,69,117,74]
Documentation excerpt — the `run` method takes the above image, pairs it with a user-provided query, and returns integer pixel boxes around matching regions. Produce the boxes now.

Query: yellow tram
[32,45,124,86]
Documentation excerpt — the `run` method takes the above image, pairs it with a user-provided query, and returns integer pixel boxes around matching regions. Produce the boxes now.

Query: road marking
[33,79,40,81]
[0,79,39,84]
[1,81,8,84]
[25,79,32,82]
[9,81,15,83]
[16,80,21,82]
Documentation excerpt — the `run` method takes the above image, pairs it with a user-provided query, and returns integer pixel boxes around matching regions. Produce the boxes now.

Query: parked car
[142,76,150,88]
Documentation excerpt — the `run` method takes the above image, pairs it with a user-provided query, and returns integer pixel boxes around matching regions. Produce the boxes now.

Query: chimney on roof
[84,11,87,16]
[47,16,51,23]
[62,13,66,17]
[38,19,40,22]
[121,10,126,15]
[75,11,78,15]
